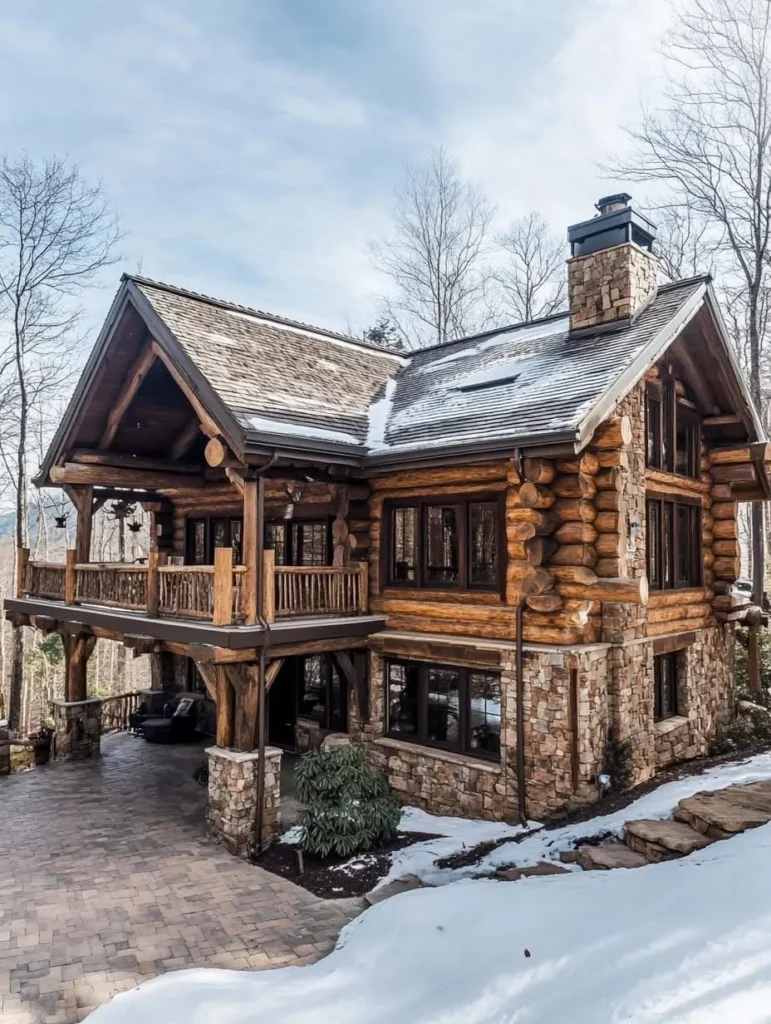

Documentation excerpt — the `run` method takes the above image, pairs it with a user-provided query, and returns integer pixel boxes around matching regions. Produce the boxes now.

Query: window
[425,505,460,586]
[265,520,330,566]
[385,497,502,592]
[654,652,679,721]
[299,655,347,732]
[647,496,701,590]
[646,380,701,479]
[386,660,501,759]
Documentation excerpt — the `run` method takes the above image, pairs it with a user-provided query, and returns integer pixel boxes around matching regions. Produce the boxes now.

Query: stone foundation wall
[609,640,655,782]
[0,725,9,776]
[206,746,282,858]
[51,698,102,761]
[358,625,735,824]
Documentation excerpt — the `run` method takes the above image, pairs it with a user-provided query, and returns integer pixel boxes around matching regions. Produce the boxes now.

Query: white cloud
[0,0,675,341]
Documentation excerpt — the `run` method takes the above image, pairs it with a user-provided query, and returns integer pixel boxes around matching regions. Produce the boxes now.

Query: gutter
[515,599,527,825]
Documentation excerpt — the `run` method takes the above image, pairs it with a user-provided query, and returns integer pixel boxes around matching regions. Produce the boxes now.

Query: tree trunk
[8,319,28,734]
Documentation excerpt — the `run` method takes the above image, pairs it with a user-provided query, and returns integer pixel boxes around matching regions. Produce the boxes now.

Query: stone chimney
[567,194,658,335]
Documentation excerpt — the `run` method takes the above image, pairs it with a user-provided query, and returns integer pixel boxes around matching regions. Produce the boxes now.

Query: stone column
[206,746,283,858]
[51,698,102,761]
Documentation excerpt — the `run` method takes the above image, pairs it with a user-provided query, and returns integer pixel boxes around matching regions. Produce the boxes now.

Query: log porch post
[15,547,29,598]
[242,479,258,625]
[213,547,234,626]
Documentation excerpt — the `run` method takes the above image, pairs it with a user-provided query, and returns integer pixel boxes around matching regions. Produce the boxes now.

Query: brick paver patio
[0,733,361,1023]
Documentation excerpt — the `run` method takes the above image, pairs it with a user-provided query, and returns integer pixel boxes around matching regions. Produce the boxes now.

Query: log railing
[263,549,369,621]
[75,564,148,610]
[19,547,369,625]
[100,691,143,734]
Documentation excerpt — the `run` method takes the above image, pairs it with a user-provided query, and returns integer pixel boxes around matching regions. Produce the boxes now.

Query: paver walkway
[0,734,361,1023]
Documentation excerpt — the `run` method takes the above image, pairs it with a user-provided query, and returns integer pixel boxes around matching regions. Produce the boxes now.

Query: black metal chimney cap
[567,194,656,257]
[595,193,632,214]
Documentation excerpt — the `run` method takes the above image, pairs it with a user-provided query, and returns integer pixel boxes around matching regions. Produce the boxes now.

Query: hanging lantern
[54,514,68,530]
[128,519,142,534]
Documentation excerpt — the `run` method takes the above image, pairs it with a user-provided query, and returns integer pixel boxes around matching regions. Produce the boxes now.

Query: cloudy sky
[0,0,673,335]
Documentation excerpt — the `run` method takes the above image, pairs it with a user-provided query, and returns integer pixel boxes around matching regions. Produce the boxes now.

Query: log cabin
[6,192,771,855]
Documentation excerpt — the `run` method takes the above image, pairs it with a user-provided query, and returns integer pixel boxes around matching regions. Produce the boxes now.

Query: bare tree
[0,155,120,732]
[493,212,567,322]
[608,0,771,605]
[649,204,720,282]
[370,148,495,349]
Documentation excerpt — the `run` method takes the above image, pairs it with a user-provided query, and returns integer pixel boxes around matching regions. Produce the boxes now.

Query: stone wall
[609,640,655,782]
[51,698,102,761]
[568,242,657,332]
[206,745,282,858]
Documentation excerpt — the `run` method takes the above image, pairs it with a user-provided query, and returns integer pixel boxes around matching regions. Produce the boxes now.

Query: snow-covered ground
[86,751,771,1024]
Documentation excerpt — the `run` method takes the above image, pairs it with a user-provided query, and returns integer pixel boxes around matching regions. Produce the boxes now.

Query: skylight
[457,373,521,393]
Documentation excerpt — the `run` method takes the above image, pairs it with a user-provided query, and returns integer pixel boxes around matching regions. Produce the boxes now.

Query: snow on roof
[132,274,709,461]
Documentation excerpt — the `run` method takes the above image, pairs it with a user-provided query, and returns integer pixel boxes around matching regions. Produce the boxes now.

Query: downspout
[515,599,527,826]
[513,446,528,826]
[251,454,278,860]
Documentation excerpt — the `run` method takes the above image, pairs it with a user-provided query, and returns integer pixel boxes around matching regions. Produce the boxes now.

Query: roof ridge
[411,274,710,357]
[123,273,403,358]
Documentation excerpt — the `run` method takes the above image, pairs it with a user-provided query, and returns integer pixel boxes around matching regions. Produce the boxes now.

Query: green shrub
[295,745,401,858]
[710,703,771,755]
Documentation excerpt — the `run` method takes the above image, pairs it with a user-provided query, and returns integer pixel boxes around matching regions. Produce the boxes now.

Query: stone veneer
[568,242,658,332]
[354,623,735,823]
[0,724,9,775]
[51,698,102,761]
[206,745,282,858]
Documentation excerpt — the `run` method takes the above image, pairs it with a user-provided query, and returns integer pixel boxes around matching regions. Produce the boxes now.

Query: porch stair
[574,779,771,871]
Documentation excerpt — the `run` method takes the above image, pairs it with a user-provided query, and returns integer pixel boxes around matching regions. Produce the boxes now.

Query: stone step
[624,819,713,863]
[675,781,771,839]
[576,843,648,871]
[495,861,570,881]
[365,873,428,906]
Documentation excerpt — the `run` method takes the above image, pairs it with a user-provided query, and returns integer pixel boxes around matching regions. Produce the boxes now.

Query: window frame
[654,651,679,722]
[646,492,702,591]
[385,658,502,761]
[645,379,701,480]
[383,494,505,594]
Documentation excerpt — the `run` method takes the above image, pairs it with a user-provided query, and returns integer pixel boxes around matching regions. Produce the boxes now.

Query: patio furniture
[141,698,198,744]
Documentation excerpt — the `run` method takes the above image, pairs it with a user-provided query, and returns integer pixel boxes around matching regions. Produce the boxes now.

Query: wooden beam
[194,662,218,702]
[225,468,245,497]
[205,437,240,468]
[213,547,234,626]
[671,340,718,413]
[63,485,94,564]
[170,418,204,460]
[72,449,202,475]
[232,664,259,751]
[99,346,157,449]
[65,633,96,702]
[188,644,259,664]
[266,636,370,660]
[333,650,368,724]
[123,633,159,657]
[215,665,234,747]
[265,658,285,692]
[50,462,204,491]
[703,414,743,427]
[29,614,59,635]
[150,341,221,439]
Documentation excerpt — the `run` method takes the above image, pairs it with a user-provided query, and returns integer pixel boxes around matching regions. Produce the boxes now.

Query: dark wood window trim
[646,492,702,591]
[645,379,701,479]
[654,651,679,722]
[382,494,505,594]
[385,658,502,761]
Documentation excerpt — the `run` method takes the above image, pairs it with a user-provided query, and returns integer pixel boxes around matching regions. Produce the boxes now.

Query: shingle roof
[131,277,404,452]
[378,277,707,457]
[130,274,708,462]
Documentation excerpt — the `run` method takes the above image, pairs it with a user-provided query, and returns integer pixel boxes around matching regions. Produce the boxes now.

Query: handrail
[23,550,366,624]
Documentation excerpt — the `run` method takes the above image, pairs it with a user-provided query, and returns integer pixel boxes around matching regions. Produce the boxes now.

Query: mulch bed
[256,831,438,899]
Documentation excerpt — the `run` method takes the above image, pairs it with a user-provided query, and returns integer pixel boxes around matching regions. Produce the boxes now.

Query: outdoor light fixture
[127,520,142,534]
[54,514,68,530]
[597,773,612,798]
[284,484,303,520]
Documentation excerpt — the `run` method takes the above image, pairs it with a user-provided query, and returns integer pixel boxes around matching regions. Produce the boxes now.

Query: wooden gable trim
[150,341,221,440]
[98,345,157,449]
